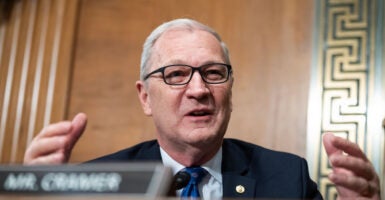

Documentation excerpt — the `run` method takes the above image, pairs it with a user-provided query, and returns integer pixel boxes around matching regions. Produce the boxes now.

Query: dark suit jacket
[90,138,323,199]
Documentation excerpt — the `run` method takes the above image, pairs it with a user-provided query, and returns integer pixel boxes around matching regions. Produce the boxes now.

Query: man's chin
[184,130,222,144]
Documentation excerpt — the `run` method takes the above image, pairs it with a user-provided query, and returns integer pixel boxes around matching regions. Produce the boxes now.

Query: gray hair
[140,18,231,80]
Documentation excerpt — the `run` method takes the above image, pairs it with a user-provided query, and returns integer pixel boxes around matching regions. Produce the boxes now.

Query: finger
[65,113,87,152]
[27,152,67,165]
[331,136,367,161]
[329,172,367,193]
[35,121,72,139]
[35,113,86,140]
[323,132,343,157]
[329,154,375,180]
[329,172,379,197]
[69,113,87,142]
[24,136,68,164]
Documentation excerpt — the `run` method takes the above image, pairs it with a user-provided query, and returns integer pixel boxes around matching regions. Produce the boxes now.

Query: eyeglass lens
[163,64,229,85]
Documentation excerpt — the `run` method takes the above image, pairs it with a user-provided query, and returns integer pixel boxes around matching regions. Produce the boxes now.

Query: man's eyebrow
[161,59,185,66]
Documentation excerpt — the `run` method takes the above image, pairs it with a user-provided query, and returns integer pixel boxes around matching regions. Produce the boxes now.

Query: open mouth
[187,110,213,117]
[189,111,210,116]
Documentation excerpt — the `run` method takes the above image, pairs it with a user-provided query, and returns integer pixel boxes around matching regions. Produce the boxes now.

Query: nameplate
[0,163,171,196]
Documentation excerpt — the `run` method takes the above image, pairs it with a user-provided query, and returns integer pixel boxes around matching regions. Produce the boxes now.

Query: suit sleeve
[301,158,323,200]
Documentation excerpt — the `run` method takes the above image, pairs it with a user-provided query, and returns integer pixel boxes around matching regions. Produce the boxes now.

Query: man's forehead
[151,29,224,65]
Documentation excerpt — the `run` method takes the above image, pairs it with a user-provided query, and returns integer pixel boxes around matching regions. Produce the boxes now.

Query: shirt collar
[160,147,223,184]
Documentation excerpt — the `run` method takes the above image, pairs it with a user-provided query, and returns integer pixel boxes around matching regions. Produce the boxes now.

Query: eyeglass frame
[143,63,233,85]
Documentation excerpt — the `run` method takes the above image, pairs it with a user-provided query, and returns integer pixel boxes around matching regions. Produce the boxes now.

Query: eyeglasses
[144,63,232,85]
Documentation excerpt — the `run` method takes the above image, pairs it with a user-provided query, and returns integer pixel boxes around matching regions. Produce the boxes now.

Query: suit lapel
[221,139,256,198]
[139,140,162,160]
[151,139,257,197]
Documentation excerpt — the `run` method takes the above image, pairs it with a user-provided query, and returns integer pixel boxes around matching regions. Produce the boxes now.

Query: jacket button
[235,185,245,194]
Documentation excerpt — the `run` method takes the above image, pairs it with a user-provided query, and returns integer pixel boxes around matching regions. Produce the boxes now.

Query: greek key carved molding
[308,0,383,199]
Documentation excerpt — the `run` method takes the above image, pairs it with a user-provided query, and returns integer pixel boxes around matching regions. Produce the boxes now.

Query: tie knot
[180,167,208,199]
[183,167,208,185]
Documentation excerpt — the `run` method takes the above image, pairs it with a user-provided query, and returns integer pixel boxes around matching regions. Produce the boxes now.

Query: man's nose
[185,71,209,98]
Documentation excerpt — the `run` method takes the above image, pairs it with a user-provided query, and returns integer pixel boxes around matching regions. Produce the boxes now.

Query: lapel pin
[235,185,245,194]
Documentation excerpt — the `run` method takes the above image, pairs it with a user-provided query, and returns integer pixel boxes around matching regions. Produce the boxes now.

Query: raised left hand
[323,132,380,200]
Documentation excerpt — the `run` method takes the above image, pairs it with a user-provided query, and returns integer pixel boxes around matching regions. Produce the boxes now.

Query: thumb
[68,113,87,148]
[322,132,341,157]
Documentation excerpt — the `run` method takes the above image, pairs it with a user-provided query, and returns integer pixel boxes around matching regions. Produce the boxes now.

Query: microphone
[167,171,190,196]
[173,171,190,190]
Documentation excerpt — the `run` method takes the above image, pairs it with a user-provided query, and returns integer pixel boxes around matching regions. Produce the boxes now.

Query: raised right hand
[23,113,87,165]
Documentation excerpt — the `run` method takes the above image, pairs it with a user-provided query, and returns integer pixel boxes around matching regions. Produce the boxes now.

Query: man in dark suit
[24,18,380,199]
[90,139,322,199]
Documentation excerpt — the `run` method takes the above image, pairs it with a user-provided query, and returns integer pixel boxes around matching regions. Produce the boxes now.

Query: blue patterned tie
[181,167,208,199]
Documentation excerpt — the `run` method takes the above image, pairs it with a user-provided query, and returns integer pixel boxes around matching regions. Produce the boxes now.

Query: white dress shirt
[160,147,223,200]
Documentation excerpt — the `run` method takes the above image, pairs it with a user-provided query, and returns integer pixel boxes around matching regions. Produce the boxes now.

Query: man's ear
[136,80,152,116]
